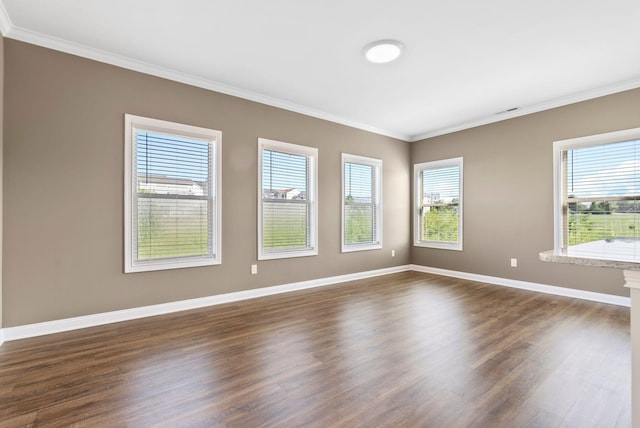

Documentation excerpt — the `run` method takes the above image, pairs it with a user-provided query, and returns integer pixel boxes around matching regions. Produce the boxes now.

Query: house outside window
[554,127,640,260]
[342,153,382,252]
[258,138,318,260]
[124,114,221,273]
[414,157,463,250]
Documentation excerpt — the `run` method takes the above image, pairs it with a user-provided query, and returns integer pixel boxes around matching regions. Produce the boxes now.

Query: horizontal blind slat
[344,160,379,246]
[262,148,312,252]
[135,130,215,261]
[421,163,460,244]
[563,138,640,248]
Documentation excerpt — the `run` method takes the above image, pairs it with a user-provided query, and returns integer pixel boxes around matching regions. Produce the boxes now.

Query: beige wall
[411,88,640,296]
[4,36,638,327]
[3,40,411,327]
[0,33,4,328]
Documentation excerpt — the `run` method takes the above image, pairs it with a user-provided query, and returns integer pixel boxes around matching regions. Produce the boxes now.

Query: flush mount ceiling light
[363,40,404,64]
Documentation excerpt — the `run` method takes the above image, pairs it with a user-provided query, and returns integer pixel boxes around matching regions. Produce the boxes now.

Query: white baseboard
[1,263,630,344]
[410,264,631,307]
[0,265,411,342]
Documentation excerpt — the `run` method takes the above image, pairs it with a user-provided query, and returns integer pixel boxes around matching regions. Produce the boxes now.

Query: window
[414,157,463,250]
[124,114,221,273]
[554,127,640,259]
[258,138,317,260]
[342,154,382,252]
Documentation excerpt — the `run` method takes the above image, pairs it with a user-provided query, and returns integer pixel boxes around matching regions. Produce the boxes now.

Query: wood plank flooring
[0,271,631,427]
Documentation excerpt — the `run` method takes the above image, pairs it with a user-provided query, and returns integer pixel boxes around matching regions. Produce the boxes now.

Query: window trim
[553,127,640,251]
[258,138,318,260]
[413,157,463,251]
[124,114,222,273]
[341,153,383,253]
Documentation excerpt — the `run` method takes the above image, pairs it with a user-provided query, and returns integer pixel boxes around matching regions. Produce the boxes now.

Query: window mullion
[414,158,463,250]
[555,128,640,253]
[341,155,382,252]
[124,114,221,273]
[259,138,317,260]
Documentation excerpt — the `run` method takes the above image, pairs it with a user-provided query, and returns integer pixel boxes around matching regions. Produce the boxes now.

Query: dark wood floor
[0,271,631,427]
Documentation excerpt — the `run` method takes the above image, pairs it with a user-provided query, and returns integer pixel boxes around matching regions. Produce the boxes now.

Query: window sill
[540,238,640,271]
[125,255,220,273]
[341,244,382,253]
[414,241,462,251]
[258,249,318,261]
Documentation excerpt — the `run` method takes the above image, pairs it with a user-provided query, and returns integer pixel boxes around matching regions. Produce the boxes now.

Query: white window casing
[124,114,222,273]
[553,127,640,257]
[341,153,383,252]
[258,138,318,260]
[414,157,463,251]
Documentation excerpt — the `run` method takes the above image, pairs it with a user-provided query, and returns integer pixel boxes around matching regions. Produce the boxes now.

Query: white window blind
[125,115,221,272]
[258,138,317,260]
[555,128,640,260]
[342,154,382,252]
[414,158,463,250]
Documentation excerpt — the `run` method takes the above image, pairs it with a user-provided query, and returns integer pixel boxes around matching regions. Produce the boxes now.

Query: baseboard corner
[409,264,630,307]
[2,264,413,342]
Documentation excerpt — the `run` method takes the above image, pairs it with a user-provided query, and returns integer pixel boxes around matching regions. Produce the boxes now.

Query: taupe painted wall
[3,40,411,327]
[411,88,640,297]
[0,33,4,328]
[4,37,638,327]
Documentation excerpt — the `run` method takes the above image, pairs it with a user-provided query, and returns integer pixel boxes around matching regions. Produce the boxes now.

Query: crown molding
[2,4,639,144]
[3,24,410,142]
[409,76,640,142]
[0,0,12,36]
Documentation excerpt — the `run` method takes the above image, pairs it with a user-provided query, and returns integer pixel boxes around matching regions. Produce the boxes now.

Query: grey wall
[411,88,640,297]
[3,36,638,328]
[0,33,4,328]
[3,40,411,326]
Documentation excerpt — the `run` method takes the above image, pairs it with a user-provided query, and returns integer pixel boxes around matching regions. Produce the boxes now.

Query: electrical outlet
[251,264,258,275]
[510,258,517,267]
[391,250,395,257]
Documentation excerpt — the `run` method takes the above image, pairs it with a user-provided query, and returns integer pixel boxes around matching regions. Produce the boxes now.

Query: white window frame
[414,157,463,251]
[258,138,318,260]
[124,114,222,273]
[341,153,383,252]
[553,127,640,251]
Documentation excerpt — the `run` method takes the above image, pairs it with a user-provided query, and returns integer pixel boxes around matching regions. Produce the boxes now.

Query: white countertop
[540,238,640,271]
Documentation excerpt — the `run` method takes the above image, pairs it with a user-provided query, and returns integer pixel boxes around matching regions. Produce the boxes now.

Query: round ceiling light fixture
[363,40,404,64]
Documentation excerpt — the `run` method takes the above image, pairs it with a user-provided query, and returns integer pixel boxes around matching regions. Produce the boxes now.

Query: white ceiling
[1,0,639,141]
